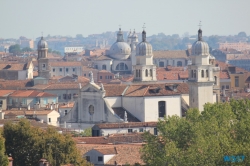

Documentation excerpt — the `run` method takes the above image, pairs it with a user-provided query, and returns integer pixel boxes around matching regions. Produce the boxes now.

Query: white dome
[136,30,153,56]
[191,29,209,56]
[191,41,209,56]
[37,37,48,50]
[109,42,131,60]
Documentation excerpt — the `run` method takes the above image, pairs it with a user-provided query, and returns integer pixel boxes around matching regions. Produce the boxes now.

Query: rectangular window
[139,128,143,132]
[226,85,229,89]
[58,95,61,100]
[73,68,75,72]
[128,129,133,133]
[110,76,112,79]
[100,76,102,79]
[98,156,103,162]
[53,68,55,72]
[154,128,158,135]
[42,64,46,68]
[84,74,86,76]
[158,101,166,118]
[235,76,239,87]
[68,94,71,99]
[60,68,62,72]
[66,68,68,72]
[49,118,51,122]
[43,98,48,105]
[63,94,67,99]
[0,100,3,108]
[222,85,225,90]
[86,156,90,162]
[65,110,67,115]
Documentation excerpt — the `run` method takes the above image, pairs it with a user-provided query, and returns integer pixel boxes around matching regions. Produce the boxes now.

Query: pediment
[81,83,101,92]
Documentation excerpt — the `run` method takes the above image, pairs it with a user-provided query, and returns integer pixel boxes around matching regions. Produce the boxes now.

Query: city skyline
[1,0,250,39]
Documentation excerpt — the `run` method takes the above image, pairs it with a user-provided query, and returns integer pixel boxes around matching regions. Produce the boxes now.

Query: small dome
[37,37,48,50]
[191,41,209,55]
[132,30,138,38]
[136,29,153,56]
[191,28,209,56]
[109,42,131,60]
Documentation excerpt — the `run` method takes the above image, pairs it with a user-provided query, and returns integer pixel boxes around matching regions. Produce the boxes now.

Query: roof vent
[149,87,161,93]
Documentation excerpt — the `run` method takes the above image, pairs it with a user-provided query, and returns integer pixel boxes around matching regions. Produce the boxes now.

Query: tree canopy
[3,119,91,166]
[22,47,33,52]
[9,44,21,54]
[0,130,8,166]
[141,99,250,166]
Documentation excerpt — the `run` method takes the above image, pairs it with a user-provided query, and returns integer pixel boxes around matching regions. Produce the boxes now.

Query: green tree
[0,130,8,166]
[141,100,250,166]
[9,44,21,54]
[81,127,92,137]
[3,119,91,166]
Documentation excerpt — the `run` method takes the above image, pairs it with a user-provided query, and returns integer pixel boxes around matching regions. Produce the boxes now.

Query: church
[35,26,220,128]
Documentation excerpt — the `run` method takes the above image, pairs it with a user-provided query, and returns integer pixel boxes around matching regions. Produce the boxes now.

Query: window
[53,68,55,72]
[138,70,141,77]
[150,69,152,77]
[154,128,158,135]
[98,156,103,162]
[177,61,182,67]
[95,65,98,69]
[214,76,217,85]
[68,94,71,99]
[0,100,3,108]
[49,118,51,122]
[145,69,148,77]
[158,101,166,118]
[65,110,67,115]
[60,68,62,72]
[109,76,112,79]
[136,70,138,77]
[86,156,90,162]
[58,95,61,100]
[194,70,196,78]
[73,68,75,72]
[226,85,229,89]
[63,94,67,100]
[89,105,94,115]
[115,63,128,71]
[66,68,68,72]
[159,61,164,67]
[128,129,133,133]
[43,98,48,105]
[139,128,143,132]
[42,64,46,68]
[222,85,225,90]
[201,70,204,78]
[102,65,106,70]
[100,76,102,79]
[206,70,208,77]
[235,76,239,87]
[84,74,86,76]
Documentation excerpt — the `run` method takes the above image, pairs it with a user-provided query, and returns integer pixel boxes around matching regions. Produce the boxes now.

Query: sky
[0,0,250,39]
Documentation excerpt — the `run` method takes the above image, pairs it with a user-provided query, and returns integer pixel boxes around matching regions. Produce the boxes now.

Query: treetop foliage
[141,99,250,166]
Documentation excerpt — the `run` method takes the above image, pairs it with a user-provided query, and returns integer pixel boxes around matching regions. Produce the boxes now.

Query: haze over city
[1,0,250,39]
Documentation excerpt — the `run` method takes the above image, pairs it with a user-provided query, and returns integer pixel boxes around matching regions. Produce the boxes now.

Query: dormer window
[98,156,103,162]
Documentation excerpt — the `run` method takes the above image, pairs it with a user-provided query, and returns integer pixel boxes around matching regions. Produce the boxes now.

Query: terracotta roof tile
[50,61,82,67]
[103,85,127,96]
[94,122,157,129]
[0,90,14,97]
[95,147,117,155]
[9,90,56,97]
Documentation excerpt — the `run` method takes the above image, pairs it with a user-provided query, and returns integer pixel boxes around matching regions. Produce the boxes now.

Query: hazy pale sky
[0,0,250,39]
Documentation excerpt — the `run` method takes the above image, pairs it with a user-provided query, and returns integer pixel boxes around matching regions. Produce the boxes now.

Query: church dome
[37,36,48,50]
[191,29,209,56]
[136,30,153,56]
[109,28,131,60]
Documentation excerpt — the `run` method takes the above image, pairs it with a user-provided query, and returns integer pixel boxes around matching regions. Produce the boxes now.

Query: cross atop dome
[198,21,202,29]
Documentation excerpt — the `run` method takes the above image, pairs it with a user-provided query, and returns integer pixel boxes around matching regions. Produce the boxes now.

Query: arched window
[206,70,209,77]
[102,65,106,70]
[194,70,196,78]
[158,101,166,118]
[89,105,94,115]
[115,63,128,71]
[191,70,194,78]
[150,69,152,77]
[177,61,182,67]
[145,69,148,77]
[159,62,164,67]
[138,70,141,78]
[201,70,204,78]
[214,76,217,85]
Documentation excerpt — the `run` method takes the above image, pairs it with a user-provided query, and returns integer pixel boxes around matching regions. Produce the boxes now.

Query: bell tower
[188,26,219,111]
[37,36,50,79]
